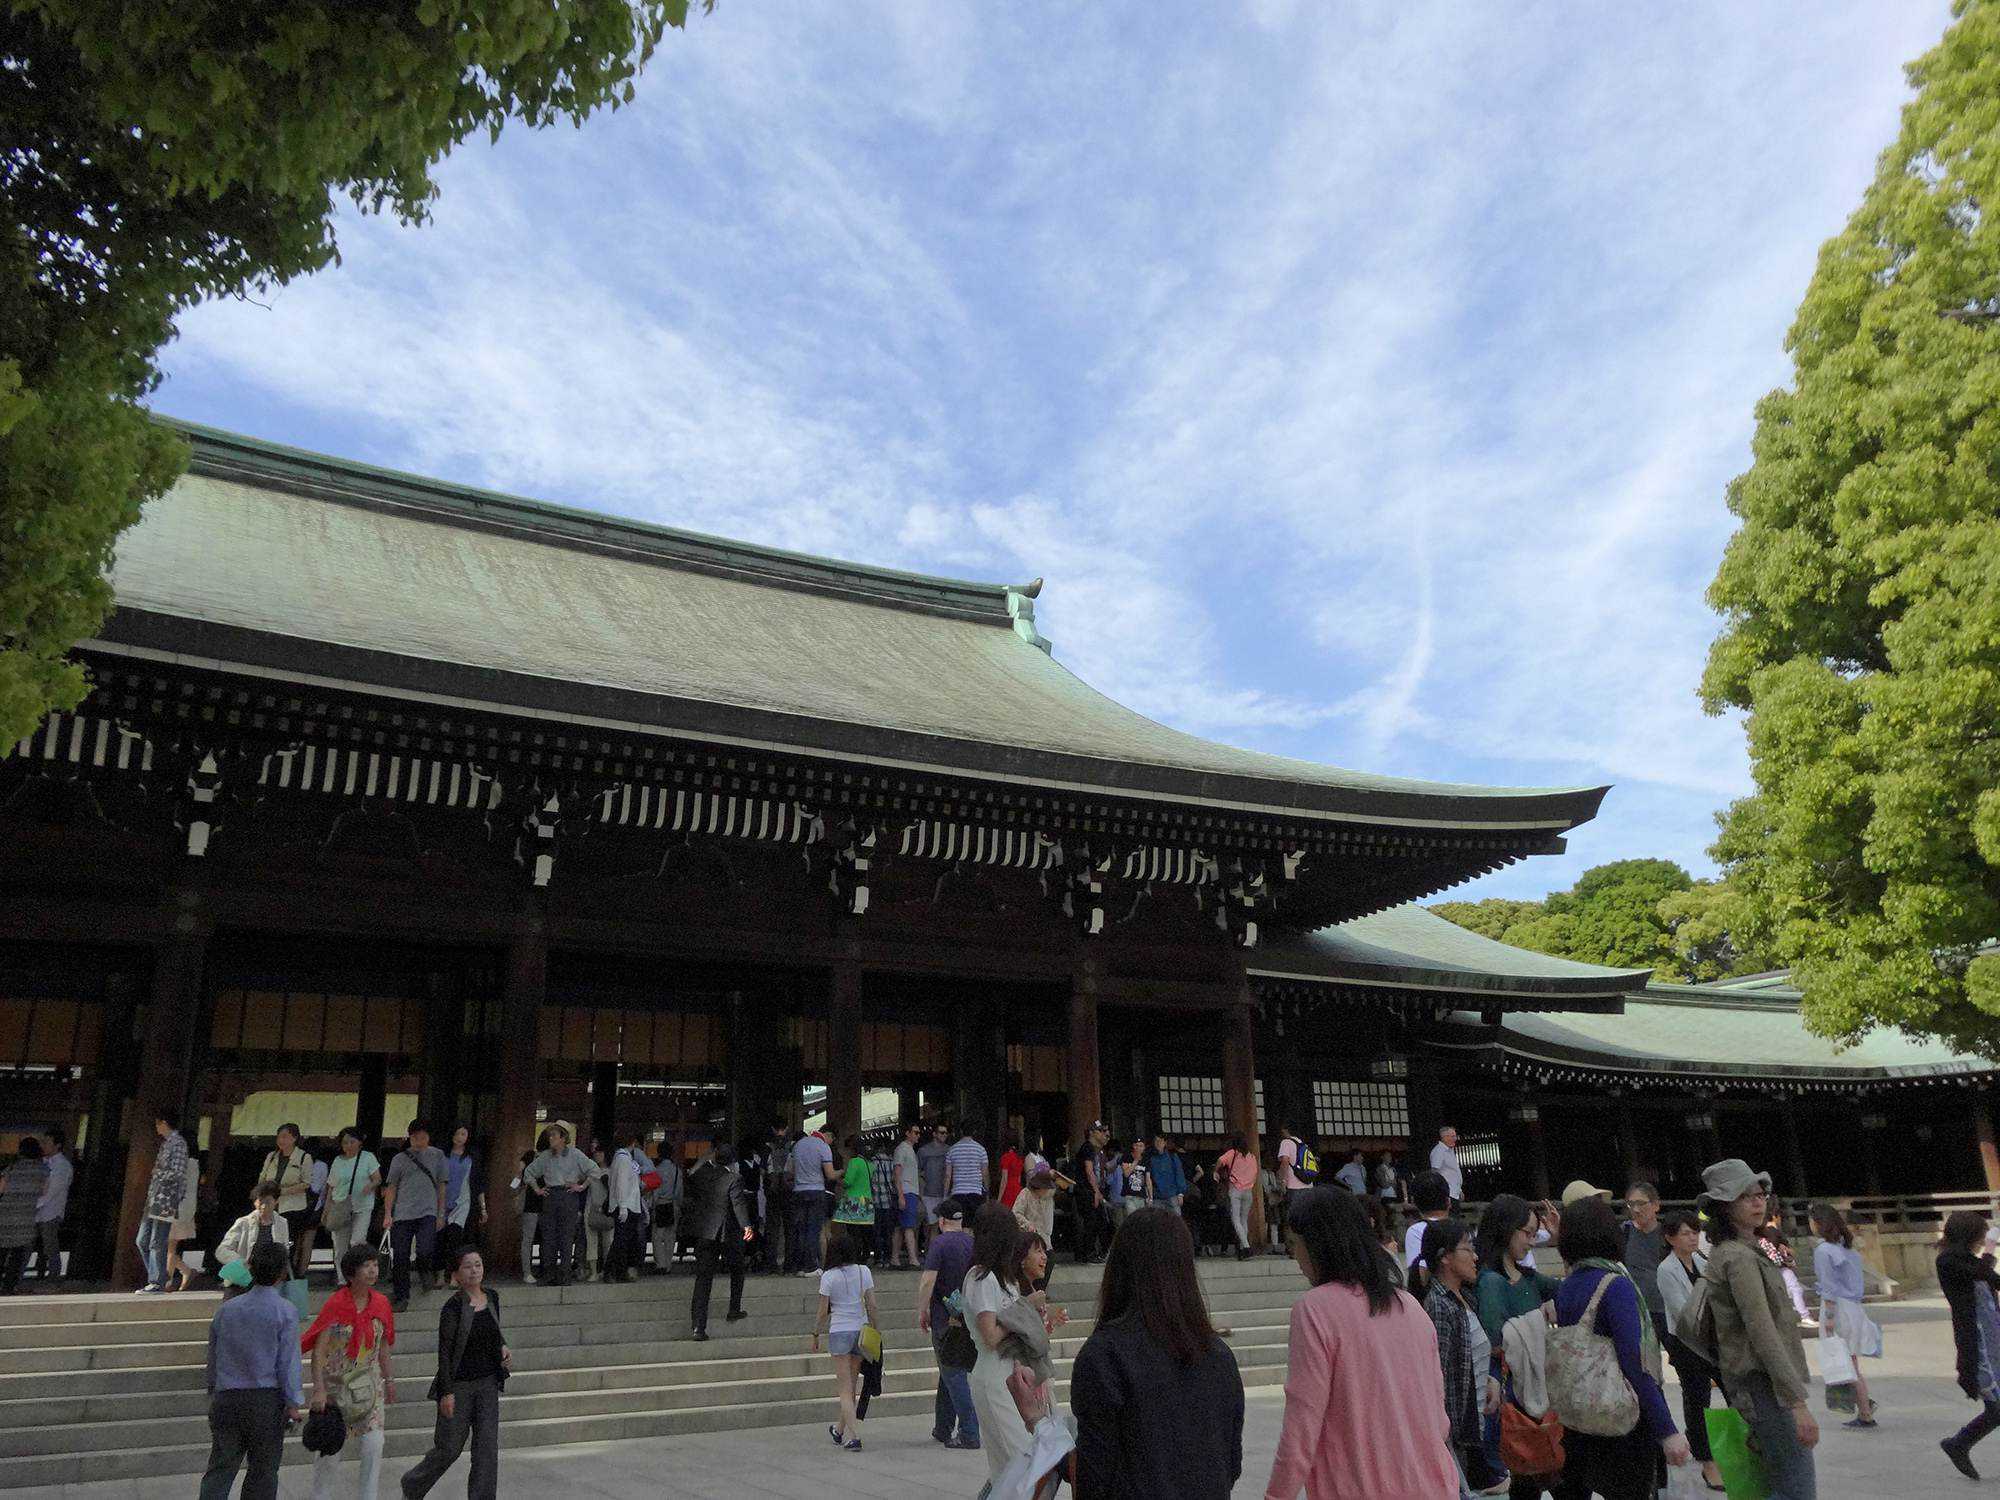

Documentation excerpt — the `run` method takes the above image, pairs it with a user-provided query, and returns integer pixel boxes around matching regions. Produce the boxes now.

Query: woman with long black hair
[1071,1206,1243,1499]
[1265,1189,1457,1500]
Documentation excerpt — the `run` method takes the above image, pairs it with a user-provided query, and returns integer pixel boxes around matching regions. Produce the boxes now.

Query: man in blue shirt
[200,1241,302,1500]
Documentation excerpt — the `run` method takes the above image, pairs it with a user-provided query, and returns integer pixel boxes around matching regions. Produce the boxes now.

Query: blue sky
[152,3,1953,902]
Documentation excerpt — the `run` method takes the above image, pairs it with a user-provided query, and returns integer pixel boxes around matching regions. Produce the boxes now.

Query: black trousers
[1954,1398,2000,1451]
[1664,1335,1721,1463]
[691,1233,746,1333]
[400,1375,500,1500]
[1071,1195,1107,1263]
[199,1388,286,1500]
[605,1211,643,1277]
[0,1246,28,1295]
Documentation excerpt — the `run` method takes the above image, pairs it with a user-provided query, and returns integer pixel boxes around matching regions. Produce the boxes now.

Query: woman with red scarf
[301,1244,397,1500]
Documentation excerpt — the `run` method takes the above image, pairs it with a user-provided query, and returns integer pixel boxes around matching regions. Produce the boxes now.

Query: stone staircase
[0,1253,1305,1486]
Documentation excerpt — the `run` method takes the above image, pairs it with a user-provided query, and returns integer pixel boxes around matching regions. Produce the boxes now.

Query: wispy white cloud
[155,1,1957,899]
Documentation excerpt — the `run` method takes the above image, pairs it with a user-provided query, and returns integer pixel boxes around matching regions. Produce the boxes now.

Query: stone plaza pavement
[6,1295,1973,1499]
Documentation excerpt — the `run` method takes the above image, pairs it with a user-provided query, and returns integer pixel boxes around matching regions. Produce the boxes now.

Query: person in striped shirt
[945,1130,990,1211]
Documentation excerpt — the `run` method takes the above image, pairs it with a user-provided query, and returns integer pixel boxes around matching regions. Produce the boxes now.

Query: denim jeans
[389,1214,437,1303]
[136,1217,172,1289]
[790,1192,826,1272]
[1742,1372,1816,1500]
[931,1326,979,1442]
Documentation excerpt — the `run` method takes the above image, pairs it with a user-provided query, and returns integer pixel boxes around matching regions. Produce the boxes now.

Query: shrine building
[3,422,1994,1283]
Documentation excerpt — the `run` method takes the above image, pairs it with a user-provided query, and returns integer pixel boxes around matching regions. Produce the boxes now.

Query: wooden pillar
[1778,1096,1810,1198]
[72,973,143,1281]
[482,913,545,1279]
[1223,996,1265,1244]
[1066,955,1103,1152]
[827,958,863,1146]
[112,891,211,1289]
[355,1056,388,1156]
[1975,1090,2000,1195]
[1404,1048,1445,1182]
[953,994,1006,1150]
[416,976,467,1141]
[1517,1097,1551,1202]
[1612,1092,1641,1189]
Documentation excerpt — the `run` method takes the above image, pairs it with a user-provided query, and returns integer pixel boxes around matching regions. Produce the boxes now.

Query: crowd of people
[112,1103,2000,1500]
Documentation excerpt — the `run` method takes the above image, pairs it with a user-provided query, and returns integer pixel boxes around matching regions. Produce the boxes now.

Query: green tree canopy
[1434,859,1717,979]
[1701,0,2000,1056]
[1,0,696,747]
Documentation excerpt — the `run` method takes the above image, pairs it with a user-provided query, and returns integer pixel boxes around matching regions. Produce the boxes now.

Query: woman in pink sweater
[1265,1190,1459,1500]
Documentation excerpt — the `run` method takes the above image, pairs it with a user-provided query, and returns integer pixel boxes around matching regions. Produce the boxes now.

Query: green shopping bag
[1705,1408,1771,1500]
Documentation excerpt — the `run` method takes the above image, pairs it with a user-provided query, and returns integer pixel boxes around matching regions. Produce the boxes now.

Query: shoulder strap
[1581,1268,1618,1325]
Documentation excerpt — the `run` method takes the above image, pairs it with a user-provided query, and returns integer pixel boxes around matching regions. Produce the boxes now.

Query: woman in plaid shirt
[869,1142,903,1268]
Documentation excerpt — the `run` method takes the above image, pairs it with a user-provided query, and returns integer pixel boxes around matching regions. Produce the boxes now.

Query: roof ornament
[1006,580,1052,655]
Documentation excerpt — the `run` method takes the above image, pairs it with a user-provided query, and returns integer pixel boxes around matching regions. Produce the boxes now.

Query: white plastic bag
[1818,1330,1856,1385]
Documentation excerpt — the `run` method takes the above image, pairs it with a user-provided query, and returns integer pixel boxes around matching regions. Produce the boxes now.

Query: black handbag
[302,1403,347,1457]
[938,1318,977,1371]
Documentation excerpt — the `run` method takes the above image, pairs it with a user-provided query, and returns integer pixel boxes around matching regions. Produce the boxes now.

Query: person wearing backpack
[1546,1196,1689,1498]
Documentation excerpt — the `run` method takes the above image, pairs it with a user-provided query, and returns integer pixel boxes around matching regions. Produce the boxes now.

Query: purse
[858,1324,883,1363]
[938,1319,978,1371]
[1499,1398,1565,1476]
[1546,1272,1640,1436]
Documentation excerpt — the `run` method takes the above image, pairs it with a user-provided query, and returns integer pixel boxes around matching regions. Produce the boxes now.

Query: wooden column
[952,994,1006,1151]
[1976,1089,2000,1194]
[112,891,211,1289]
[355,1056,389,1155]
[1518,1097,1551,1202]
[72,973,143,1281]
[1066,955,1103,1152]
[1778,1096,1809,1198]
[1223,996,1265,1245]
[827,958,863,1146]
[1612,1093,1641,1189]
[483,913,546,1279]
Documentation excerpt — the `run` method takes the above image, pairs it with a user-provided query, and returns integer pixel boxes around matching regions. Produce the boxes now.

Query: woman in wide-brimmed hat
[1699,1159,1817,1499]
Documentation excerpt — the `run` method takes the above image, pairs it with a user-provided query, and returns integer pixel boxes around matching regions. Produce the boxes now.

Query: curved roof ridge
[159,416,1024,624]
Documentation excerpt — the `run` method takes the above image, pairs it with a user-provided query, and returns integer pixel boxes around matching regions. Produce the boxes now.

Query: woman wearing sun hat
[1700,1158,1817,1499]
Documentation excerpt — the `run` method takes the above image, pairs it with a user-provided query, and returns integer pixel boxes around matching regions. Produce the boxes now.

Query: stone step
[0,1310,1299,1406]
[0,1251,1305,1327]
[0,1351,1293,1481]
[0,1293,1301,1382]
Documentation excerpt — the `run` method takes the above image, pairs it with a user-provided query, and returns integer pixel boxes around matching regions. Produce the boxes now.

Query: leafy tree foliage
[1701,1,2000,1054]
[1658,876,1780,984]
[1434,860,1692,976]
[1,0,696,747]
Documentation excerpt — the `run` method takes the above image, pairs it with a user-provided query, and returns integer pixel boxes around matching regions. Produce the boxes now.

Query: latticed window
[1254,1079,1267,1135]
[1158,1075,1225,1135]
[1313,1079,1410,1138]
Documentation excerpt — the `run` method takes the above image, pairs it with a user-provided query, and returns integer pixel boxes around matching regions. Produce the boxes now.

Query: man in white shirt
[1429,1125,1463,1206]
[34,1130,72,1282]
[1402,1170,1452,1275]
[605,1130,648,1281]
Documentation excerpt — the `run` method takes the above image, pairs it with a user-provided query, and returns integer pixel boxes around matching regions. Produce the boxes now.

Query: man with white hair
[1429,1125,1463,1207]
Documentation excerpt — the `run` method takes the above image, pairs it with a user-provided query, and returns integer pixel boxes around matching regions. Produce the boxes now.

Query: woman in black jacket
[1070,1205,1244,1499]
[402,1245,511,1500]
[1940,1210,2000,1480]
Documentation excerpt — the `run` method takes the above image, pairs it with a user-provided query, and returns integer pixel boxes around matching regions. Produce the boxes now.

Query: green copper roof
[1251,904,1653,1007]
[1437,981,1991,1082]
[93,421,1614,835]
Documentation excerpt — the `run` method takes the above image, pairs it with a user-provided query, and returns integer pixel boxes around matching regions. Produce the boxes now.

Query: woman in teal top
[1474,1194,1562,1500]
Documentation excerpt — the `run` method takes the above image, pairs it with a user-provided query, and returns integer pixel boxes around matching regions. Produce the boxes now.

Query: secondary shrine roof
[95,422,1610,838]
[1431,974,1994,1086]
[1251,904,1653,1011]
